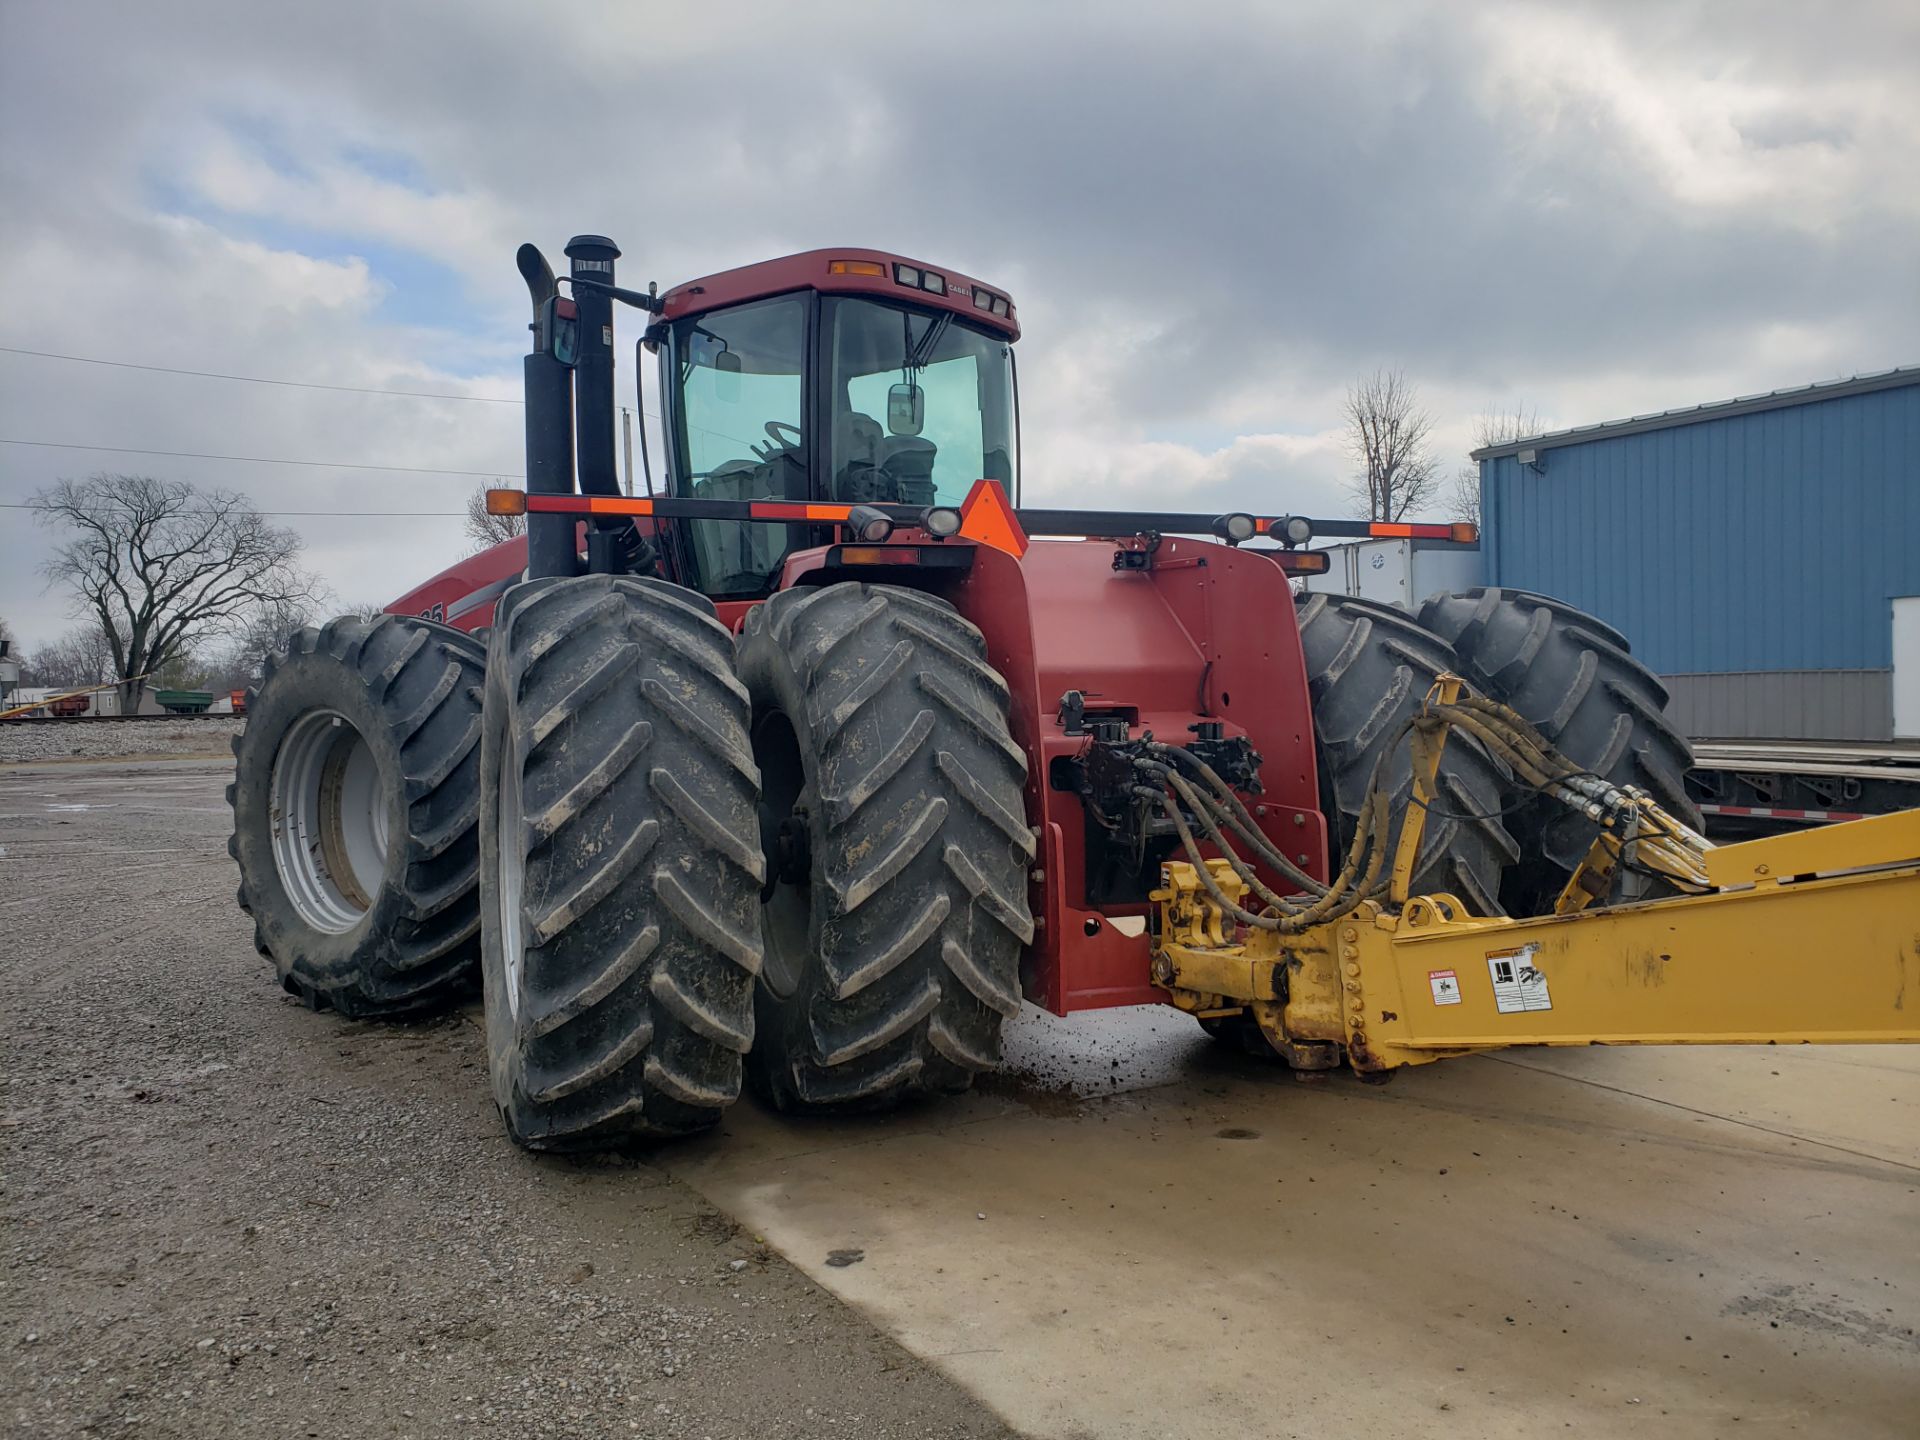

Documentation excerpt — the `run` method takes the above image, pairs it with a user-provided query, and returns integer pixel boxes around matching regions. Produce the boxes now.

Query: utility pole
[621,406,635,497]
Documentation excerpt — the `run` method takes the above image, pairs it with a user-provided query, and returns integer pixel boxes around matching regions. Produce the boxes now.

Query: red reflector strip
[745,501,856,522]
[524,495,649,515]
[1365,522,1454,539]
[1273,551,1329,574]
[836,546,916,565]
[523,495,861,523]
[1696,804,1869,824]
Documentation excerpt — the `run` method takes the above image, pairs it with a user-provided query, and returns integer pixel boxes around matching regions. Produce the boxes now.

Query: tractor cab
[646,250,1021,598]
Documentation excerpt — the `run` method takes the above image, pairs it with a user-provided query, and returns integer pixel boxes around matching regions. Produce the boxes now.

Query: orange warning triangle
[956,479,1029,558]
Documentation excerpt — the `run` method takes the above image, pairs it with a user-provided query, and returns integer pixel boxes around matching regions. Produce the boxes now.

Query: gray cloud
[3,0,1914,647]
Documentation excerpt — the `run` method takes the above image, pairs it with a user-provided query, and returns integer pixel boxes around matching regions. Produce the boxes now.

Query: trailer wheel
[735,583,1035,1112]
[479,575,762,1148]
[228,615,485,1017]
[1417,587,1700,911]
[1294,593,1519,915]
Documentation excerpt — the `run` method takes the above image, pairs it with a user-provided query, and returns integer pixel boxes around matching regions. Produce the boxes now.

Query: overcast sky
[2,0,1915,650]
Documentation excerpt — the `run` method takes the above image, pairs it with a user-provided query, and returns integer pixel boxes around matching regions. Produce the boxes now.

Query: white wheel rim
[497,741,526,1018]
[270,709,388,933]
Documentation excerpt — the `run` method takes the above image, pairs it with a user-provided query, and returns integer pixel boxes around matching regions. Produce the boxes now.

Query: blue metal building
[1475,366,1920,742]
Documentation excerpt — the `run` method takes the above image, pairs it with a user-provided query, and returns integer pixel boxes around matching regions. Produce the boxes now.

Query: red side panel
[387,536,528,632]
[949,536,1326,1015]
[386,519,642,632]
[395,526,1325,1019]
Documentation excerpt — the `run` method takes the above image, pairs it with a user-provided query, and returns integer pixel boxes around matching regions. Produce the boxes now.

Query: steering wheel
[764,420,803,450]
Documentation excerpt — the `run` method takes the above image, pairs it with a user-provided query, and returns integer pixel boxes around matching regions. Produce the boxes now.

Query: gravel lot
[0,718,242,764]
[0,758,1019,1440]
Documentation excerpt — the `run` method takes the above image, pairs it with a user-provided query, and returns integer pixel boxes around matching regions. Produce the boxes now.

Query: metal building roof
[1472,365,1920,460]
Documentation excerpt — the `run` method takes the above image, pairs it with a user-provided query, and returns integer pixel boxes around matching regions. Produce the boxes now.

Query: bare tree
[1344,369,1438,521]
[32,474,321,714]
[203,594,323,692]
[1448,404,1542,526]
[464,483,526,553]
[24,623,119,690]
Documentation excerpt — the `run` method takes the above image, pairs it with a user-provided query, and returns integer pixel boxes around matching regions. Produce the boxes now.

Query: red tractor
[227,235,1697,1149]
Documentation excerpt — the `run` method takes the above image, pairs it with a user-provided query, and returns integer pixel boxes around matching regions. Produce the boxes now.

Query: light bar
[492,486,1477,558]
[522,493,870,523]
[830,259,887,276]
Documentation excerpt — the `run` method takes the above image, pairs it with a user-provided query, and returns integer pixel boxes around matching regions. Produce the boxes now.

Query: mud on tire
[228,614,485,1018]
[1294,592,1519,915]
[735,583,1035,1112]
[479,575,763,1149]
[1417,587,1699,911]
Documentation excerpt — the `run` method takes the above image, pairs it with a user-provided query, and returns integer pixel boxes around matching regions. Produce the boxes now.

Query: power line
[0,501,464,518]
[0,438,524,479]
[0,345,667,424]
[0,345,522,404]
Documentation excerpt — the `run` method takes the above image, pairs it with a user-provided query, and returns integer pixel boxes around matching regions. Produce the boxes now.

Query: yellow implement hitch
[1150,683,1920,1074]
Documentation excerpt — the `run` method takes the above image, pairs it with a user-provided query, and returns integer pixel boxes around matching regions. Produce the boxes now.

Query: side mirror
[714,348,741,404]
[540,296,579,366]
[887,382,924,436]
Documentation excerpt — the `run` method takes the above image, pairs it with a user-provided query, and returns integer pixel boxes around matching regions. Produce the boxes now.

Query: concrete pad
[670,1008,1920,1440]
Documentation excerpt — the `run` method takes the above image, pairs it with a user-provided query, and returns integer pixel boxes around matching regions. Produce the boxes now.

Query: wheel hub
[269,708,388,933]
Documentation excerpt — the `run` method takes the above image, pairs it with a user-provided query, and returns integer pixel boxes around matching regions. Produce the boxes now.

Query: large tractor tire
[1417,587,1699,911]
[228,614,485,1017]
[1294,592,1519,915]
[734,583,1035,1112]
[479,575,763,1149]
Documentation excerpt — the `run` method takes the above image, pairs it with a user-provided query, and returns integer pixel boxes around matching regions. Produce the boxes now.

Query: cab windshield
[667,291,1015,597]
[825,296,1015,507]
[669,294,809,597]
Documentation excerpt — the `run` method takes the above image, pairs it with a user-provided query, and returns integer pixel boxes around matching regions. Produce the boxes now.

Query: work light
[923,506,963,537]
[847,505,895,543]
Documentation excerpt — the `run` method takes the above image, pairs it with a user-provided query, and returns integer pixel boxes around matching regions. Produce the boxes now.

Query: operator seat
[880,435,938,507]
[691,441,806,585]
[834,411,894,503]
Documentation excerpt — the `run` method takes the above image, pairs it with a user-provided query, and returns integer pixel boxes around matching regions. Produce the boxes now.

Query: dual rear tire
[1293,587,1695,920]
[1416,587,1700,912]
[476,576,1032,1146]
[232,578,1032,1150]
[478,576,765,1147]
[735,583,1034,1111]
[229,615,486,1018]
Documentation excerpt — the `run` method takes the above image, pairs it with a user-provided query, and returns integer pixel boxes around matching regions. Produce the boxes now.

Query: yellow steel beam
[1344,863,1920,1067]
[1702,806,1920,887]
[1156,823,1920,1071]
[1388,675,1462,905]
